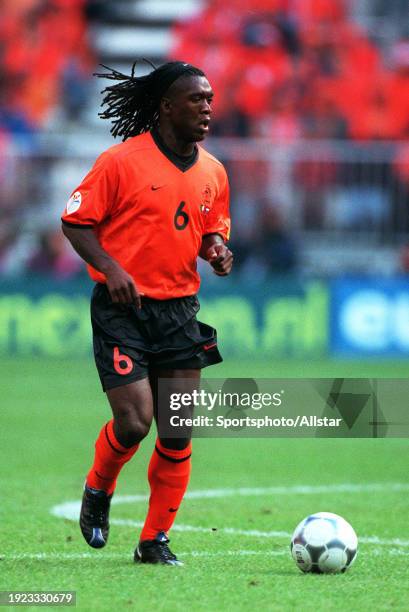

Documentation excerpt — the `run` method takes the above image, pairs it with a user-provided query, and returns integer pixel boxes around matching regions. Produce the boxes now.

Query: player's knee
[116,417,151,446]
[159,437,191,451]
[130,417,151,444]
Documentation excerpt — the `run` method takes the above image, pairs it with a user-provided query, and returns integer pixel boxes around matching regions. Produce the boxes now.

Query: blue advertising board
[331,278,409,357]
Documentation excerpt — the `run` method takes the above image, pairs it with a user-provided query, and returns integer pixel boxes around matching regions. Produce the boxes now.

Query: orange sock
[86,420,139,495]
[140,439,192,541]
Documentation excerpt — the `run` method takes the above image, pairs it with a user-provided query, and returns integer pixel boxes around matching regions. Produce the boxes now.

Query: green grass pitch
[1,357,409,611]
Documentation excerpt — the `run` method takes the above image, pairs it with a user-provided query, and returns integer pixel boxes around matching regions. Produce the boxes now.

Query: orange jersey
[61,130,230,299]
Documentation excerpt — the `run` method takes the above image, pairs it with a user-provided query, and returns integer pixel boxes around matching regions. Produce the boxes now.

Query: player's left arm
[200,234,233,276]
[200,166,232,276]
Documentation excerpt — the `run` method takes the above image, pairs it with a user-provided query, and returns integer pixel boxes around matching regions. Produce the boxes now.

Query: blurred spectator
[230,199,297,278]
[0,72,36,146]
[294,145,338,228]
[256,203,297,273]
[387,40,409,137]
[394,141,409,188]
[392,135,409,232]
[60,59,91,123]
[27,228,82,279]
[303,96,348,140]
[254,81,302,141]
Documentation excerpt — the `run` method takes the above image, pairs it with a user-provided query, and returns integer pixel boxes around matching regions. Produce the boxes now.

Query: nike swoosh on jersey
[151,185,166,191]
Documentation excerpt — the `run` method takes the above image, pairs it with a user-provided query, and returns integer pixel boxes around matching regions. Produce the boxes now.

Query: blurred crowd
[171,0,409,141]
[0,0,96,139]
[1,0,409,280]
[171,0,409,278]
[0,0,99,278]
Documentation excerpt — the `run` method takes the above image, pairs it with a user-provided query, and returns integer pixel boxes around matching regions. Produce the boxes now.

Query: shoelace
[86,494,109,526]
[158,542,177,561]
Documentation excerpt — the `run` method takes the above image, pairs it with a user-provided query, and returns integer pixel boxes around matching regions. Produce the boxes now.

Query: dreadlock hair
[94,60,206,141]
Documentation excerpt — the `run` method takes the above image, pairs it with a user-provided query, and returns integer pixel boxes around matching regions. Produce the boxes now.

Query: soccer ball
[290,512,358,574]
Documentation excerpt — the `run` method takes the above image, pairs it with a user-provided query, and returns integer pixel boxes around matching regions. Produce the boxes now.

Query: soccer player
[61,61,232,565]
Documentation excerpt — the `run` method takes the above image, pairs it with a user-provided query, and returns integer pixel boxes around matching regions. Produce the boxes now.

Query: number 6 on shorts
[113,346,134,375]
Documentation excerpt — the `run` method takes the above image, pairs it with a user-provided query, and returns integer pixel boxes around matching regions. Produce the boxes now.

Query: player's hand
[206,244,233,276]
[104,263,143,308]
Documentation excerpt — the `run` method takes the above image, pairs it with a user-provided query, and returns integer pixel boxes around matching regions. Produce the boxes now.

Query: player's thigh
[149,368,201,418]
[107,378,154,439]
[150,368,201,449]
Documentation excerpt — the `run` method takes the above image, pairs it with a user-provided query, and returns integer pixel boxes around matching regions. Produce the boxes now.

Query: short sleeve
[61,151,119,227]
[203,168,231,241]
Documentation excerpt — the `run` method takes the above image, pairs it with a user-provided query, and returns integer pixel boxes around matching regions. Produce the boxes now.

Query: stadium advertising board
[0,279,328,358]
[3,277,409,358]
[331,278,409,357]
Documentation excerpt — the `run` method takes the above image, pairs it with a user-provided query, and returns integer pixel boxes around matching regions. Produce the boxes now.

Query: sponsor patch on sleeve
[66,191,82,215]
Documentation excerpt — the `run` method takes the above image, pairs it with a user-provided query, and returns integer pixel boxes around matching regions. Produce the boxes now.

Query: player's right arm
[61,150,142,307]
[61,224,142,307]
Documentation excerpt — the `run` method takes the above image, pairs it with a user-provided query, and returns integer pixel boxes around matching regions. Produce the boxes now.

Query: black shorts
[91,283,223,391]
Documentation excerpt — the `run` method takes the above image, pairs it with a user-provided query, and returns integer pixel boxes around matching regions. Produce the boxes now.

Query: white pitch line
[3,548,409,562]
[112,482,409,506]
[110,518,290,540]
[0,551,287,561]
[108,519,409,547]
[52,482,409,520]
[50,483,409,549]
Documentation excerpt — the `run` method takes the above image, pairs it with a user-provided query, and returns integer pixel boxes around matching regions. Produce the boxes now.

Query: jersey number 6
[174,201,189,230]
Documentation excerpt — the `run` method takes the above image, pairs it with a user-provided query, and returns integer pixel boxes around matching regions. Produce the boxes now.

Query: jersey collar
[150,128,199,173]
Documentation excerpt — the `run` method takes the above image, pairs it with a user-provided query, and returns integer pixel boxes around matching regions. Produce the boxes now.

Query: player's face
[168,76,214,142]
